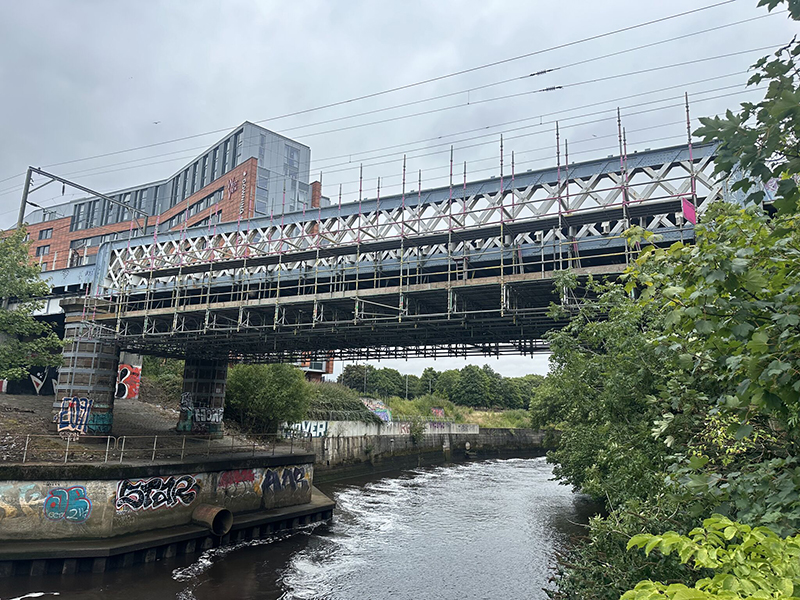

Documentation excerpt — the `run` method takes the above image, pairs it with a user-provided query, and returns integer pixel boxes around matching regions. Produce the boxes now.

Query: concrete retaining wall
[290,420,480,438]
[0,460,312,541]
[309,423,549,471]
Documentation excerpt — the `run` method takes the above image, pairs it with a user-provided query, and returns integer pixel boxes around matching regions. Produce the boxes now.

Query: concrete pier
[177,358,228,437]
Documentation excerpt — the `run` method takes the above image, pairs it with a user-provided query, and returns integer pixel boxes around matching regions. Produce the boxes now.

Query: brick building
[4,121,334,382]
[15,121,326,272]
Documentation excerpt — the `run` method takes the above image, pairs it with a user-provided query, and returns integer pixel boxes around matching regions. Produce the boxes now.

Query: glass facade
[44,123,312,234]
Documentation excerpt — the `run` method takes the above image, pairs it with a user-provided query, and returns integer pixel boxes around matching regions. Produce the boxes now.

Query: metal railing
[5,431,313,465]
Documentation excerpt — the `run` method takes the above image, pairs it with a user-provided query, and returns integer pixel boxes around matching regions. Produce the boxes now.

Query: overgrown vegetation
[225,363,311,433]
[139,356,184,407]
[537,4,800,598]
[307,381,383,424]
[0,227,62,381]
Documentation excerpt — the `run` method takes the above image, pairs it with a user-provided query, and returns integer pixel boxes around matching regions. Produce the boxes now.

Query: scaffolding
[82,113,722,362]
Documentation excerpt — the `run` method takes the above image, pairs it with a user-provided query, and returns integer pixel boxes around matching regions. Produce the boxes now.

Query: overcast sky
[0,0,794,378]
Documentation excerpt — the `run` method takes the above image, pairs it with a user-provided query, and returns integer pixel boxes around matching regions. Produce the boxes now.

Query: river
[1,458,596,600]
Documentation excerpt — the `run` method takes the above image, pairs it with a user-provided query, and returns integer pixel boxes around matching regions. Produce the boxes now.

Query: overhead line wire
[0,0,741,183]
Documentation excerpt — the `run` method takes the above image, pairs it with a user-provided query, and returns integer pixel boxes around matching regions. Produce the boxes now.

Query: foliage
[0,227,62,380]
[545,4,800,599]
[308,382,383,424]
[338,362,542,409]
[139,356,184,406]
[225,363,311,433]
[628,202,800,442]
[548,497,702,600]
[694,23,800,214]
[623,515,800,600]
[408,416,426,445]
[536,274,672,505]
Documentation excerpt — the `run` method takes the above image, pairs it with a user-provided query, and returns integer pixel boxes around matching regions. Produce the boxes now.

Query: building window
[201,156,208,187]
[222,140,229,174]
[40,262,48,271]
[233,130,242,167]
[35,245,50,257]
[212,148,219,180]
[38,228,52,240]
[191,162,198,195]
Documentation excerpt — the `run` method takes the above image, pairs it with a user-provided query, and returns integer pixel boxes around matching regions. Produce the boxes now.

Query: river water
[2,458,595,600]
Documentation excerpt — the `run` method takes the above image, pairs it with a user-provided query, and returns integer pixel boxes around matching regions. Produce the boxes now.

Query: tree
[338,364,375,395]
[454,365,490,407]
[225,363,311,433]
[481,364,503,407]
[419,367,438,395]
[434,369,460,400]
[0,227,62,381]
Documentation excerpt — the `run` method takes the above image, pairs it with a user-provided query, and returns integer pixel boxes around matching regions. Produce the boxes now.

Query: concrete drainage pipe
[192,504,234,536]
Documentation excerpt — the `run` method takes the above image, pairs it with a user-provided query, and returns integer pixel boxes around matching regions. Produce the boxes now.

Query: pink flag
[682,198,697,224]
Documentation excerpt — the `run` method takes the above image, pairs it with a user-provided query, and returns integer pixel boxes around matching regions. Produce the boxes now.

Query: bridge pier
[53,299,119,436]
[176,358,227,438]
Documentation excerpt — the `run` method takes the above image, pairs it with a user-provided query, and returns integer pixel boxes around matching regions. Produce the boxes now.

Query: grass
[385,395,532,429]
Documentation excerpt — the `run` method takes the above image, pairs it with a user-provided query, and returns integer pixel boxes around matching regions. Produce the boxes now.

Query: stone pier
[53,299,119,436]
[177,358,227,437]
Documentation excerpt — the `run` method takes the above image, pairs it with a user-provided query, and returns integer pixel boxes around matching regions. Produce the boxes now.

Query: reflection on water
[0,458,596,600]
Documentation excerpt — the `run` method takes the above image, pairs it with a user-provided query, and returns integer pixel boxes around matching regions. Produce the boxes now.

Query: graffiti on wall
[361,398,392,422]
[263,466,310,493]
[290,421,328,437]
[0,483,44,522]
[115,475,199,511]
[56,397,93,438]
[431,408,445,418]
[43,486,92,523]
[30,367,57,396]
[194,407,223,424]
[396,422,411,435]
[115,364,141,399]
[217,469,261,497]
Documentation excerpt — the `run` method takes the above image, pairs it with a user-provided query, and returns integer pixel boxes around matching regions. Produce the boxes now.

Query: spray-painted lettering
[218,469,255,489]
[115,364,141,399]
[263,466,309,493]
[290,421,328,437]
[115,475,198,511]
[43,486,92,523]
[57,397,93,436]
[193,407,223,423]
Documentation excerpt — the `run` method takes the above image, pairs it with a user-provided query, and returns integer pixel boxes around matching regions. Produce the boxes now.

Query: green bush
[308,382,383,424]
[225,363,311,433]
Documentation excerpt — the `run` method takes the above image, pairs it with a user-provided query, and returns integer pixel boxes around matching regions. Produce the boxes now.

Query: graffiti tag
[0,483,44,522]
[116,364,141,399]
[57,397,93,436]
[193,407,223,423]
[217,469,260,494]
[290,421,328,437]
[263,467,309,493]
[115,475,198,511]
[43,486,92,523]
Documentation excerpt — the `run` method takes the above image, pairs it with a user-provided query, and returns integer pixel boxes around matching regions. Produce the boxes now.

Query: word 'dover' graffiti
[115,475,198,511]
[263,467,309,493]
[57,397,93,436]
[44,486,92,523]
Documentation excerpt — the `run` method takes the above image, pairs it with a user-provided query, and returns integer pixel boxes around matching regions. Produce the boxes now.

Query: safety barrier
[6,431,313,465]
